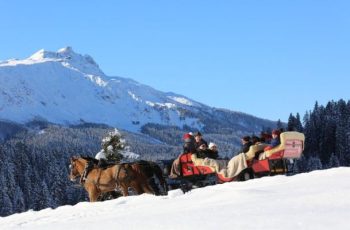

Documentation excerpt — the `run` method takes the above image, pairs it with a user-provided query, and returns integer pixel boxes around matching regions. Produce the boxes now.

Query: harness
[114,163,132,191]
[114,164,123,190]
[79,161,104,194]
[80,160,94,184]
[79,161,128,194]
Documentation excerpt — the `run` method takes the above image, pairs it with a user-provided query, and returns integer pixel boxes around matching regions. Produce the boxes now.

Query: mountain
[0,47,276,134]
[1,167,349,229]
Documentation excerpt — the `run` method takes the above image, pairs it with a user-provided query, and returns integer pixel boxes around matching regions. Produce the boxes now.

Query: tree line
[287,99,350,172]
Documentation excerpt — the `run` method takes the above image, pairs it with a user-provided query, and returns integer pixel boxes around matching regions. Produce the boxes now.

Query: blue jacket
[270,137,280,148]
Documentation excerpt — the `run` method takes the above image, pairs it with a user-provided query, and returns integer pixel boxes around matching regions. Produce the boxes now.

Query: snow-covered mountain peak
[27,47,104,76]
[29,47,84,61]
[0,48,206,131]
[28,49,50,60]
[57,46,74,55]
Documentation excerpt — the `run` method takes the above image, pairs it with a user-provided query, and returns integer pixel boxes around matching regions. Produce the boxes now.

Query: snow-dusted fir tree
[95,128,140,162]
[95,129,125,162]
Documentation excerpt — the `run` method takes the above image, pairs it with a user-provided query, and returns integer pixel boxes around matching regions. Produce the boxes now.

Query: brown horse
[69,156,154,202]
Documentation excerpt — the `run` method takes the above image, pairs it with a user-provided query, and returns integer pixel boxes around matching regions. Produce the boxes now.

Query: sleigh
[218,131,305,181]
[249,131,305,177]
[159,153,218,191]
[162,131,305,191]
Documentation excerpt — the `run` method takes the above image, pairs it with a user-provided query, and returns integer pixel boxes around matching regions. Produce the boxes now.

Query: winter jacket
[183,141,196,153]
[264,137,280,151]
[207,149,219,159]
[196,149,219,159]
[194,139,208,151]
[241,142,253,153]
[196,149,208,159]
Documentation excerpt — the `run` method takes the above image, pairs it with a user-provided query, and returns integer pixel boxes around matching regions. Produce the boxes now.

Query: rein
[114,164,124,190]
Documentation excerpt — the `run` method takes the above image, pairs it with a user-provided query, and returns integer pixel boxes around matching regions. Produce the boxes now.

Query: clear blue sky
[1,0,350,121]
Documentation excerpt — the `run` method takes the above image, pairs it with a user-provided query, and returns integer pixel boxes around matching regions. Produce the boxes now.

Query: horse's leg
[86,185,99,202]
[90,191,100,202]
[141,183,155,195]
[120,184,129,196]
[85,184,97,202]
[130,182,143,195]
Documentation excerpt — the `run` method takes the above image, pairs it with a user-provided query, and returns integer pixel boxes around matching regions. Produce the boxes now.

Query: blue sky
[1,0,349,121]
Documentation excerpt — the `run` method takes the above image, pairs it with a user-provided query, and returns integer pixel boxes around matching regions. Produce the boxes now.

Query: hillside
[1,167,349,229]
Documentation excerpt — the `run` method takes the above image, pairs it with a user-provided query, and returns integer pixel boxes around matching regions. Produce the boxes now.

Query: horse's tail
[135,160,168,195]
[129,163,156,195]
[150,162,168,195]
[129,163,145,176]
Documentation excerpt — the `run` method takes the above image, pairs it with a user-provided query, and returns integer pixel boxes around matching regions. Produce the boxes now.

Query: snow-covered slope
[1,167,349,229]
[0,47,206,132]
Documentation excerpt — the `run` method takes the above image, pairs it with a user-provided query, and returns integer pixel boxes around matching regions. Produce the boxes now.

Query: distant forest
[291,99,350,171]
[1,99,350,217]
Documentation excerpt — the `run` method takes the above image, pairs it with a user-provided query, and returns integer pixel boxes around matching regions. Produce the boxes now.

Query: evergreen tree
[48,159,69,207]
[287,113,296,131]
[295,113,303,132]
[0,192,13,216]
[13,186,26,213]
[99,129,125,162]
[2,160,16,204]
[0,174,13,216]
[293,155,308,173]
[287,113,302,132]
[328,153,340,168]
[307,156,323,171]
[32,180,53,211]
[335,99,348,165]
[276,119,284,130]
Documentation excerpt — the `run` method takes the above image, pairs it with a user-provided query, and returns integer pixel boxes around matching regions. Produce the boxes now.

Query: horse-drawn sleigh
[69,131,305,200]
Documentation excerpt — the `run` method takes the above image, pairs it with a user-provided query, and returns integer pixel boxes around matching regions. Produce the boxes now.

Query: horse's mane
[80,156,99,164]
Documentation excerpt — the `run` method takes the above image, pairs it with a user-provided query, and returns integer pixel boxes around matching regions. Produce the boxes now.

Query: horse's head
[69,156,85,182]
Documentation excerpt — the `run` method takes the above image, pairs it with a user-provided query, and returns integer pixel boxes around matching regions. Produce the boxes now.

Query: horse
[133,160,168,195]
[69,156,155,202]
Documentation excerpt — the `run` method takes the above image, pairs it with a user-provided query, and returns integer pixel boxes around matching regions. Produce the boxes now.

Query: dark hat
[194,131,202,136]
[242,136,250,142]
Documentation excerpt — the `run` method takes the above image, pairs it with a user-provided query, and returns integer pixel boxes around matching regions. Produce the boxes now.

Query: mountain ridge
[0,47,277,134]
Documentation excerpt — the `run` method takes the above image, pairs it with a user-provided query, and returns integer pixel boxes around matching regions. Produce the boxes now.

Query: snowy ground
[1,167,350,230]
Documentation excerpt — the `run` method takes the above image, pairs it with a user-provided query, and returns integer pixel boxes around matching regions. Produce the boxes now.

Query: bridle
[69,158,82,183]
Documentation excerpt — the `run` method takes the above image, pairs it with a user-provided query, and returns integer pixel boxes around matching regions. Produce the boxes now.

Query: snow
[128,91,142,102]
[1,167,349,229]
[145,100,176,109]
[168,96,193,106]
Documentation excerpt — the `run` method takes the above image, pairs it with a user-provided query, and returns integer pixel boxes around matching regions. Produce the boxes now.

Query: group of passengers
[182,129,282,159]
[169,129,282,179]
[239,129,282,153]
[182,132,218,159]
